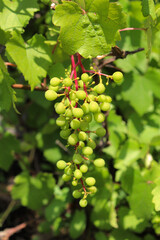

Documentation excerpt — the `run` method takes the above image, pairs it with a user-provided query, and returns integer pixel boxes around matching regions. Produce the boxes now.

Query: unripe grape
[85,177,96,186]
[82,103,90,114]
[112,71,123,83]
[68,133,78,145]
[73,153,83,164]
[48,85,59,92]
[45,90,57,101]
[71,100,76,107]
[87,139,96,149]
[82,146,93,155]
[94,158,105,167]
[88,94,96,101]
[100,102,110,111]
[88,186,97,194]
[63,78,72,87]
[64,166,73,176]
[72,180,78,186]
[76,90,86,100]
[97,94,106,102]
[64,98,70,107]
[83,113,92,123]
[105,96,112,103]
[78,141,85,148]
[72,108,84,118]
[94,112,105,123]
[89,101,99,113]
[78,80,84,88]
[79,199,88,207]
[95,127,106,137]
[78,131,87,141]
[56,160,66,170]
[50,77,61,86]
[56,116,66,127]
[74,169,82,179]
[80,164,88,173]
[65,108,73,118]
[81,73,89,82]
[70,119,80,129]
[55,102,65,114]
[80,120,89,131]
[62,174,71,181]
[72,190,82,199]
[60,129,71,139]
[69,92,76,100]
[95,83,105,94]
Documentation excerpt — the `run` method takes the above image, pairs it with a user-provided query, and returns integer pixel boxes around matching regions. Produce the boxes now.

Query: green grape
[60,129,71,139]
[78,80,84,88]
[64,167,73,176]
[45,90,57,101]
[89,101,99,113]
[105,96,112,103]
[81,73,89,82]
[69,92,76,100]
[80,164,88,173]
[55,102,65,114]
[78,131,87,141]
[63,78,72,87]
[48,85,59,92]
[87,139,96,149]
[80,120,89,131]
[78,141,85,148]
[56,116,66,127]
[72,180,78,186]
[71,100,76,107]
[88,94,96,101]
[83,113,92,123]
[79,199,88,207]
[95,83,105,94]
[112,71,123,83]
[100,102,110,111]
[76,90,86,100]
[88,186,97,194]
[68,133,78,145]
[50,77,61,86]
[94,112,105,123]
[72,108,84,118]
[62,174,71,181]
[70,119,80,129]
[65,108,73,118]
[61,122,69,130]
[82,103,90,114]
[85,177,96,186]
[72,190,82,199]
[82,146,93,155]
[95,127,106,137]
[74,169,82,179]
[94,158,105,167]
[97,94,106,102]
[56,160,66,170]
[73,153,83,164]
[64,98,70,107]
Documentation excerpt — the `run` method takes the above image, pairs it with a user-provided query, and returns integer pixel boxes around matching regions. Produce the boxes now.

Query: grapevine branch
[11,84,48,91]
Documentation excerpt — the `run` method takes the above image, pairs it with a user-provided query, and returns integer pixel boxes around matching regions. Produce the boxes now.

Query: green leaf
[152,186,160,211]
[128,169,154,219]
[0,28,11,45]
[44,147,62,164]
[121,72,153,115]
[141,0,156,20]
[0,0,39,32]
[53,1,126,58]
[145,67,160,99]
[0,134,19,171]
[0,62,16,112]
[6,32,52,90]
[95,232,108,240]
[69,210,86,239]
[12,172,55,210]
[108,229,141,240]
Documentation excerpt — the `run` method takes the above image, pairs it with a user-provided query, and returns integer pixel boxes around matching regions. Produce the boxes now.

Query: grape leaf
[152,186,160,211]
[0,0,39,32]
[141,0,156,20]
[0,57,16,112]
[12,172,55,210]
[53,0,126,58]
[69,210,86,239]
[0,28,11,45]
[6,32,52,90]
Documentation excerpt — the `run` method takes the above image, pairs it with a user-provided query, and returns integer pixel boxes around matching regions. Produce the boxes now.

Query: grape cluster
[45,70,123,207]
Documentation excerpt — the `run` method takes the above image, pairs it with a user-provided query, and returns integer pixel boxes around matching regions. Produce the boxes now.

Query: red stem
[5,62,17,67]
[119,27,147,32]
[71,55,78,90]
[12,84,48,91]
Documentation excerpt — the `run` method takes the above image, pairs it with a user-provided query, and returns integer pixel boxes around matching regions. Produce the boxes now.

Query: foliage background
[0,0,160,239]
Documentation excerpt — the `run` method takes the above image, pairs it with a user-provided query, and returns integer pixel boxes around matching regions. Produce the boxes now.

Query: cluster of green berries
[45,71,123,207]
